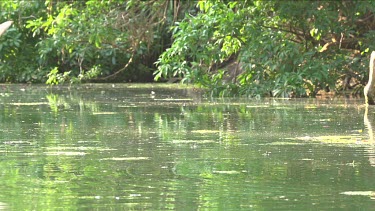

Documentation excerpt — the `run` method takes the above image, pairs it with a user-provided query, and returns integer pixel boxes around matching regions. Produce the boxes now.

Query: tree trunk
[364,51,375,105]
[0,21,13,37]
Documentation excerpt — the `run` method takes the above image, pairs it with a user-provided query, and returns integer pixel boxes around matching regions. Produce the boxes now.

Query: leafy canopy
[155,0,375,97]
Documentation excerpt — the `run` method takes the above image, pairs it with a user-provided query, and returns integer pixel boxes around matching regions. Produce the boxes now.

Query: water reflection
[364,105,375,166]
[0,84,374,210]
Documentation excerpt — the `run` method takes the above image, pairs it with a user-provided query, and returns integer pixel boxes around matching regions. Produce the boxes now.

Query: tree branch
[97,51,136,81]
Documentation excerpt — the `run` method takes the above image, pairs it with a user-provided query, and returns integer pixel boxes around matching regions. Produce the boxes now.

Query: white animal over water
[0,21,13,37]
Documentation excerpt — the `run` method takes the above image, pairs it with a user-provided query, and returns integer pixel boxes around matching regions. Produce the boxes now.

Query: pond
[0,84,374,210]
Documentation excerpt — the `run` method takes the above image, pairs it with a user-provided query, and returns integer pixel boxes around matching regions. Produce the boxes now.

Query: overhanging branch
[97,51,136,81]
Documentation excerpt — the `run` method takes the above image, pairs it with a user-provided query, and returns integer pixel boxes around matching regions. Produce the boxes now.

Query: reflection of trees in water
[364,105,375,166]
[364,105,373,141]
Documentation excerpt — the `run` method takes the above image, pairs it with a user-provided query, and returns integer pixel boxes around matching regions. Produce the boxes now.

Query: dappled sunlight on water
[0,84,374,210]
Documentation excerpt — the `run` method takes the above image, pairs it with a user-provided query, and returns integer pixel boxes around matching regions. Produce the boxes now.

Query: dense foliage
[0,0,189,83]
[156,0,375,97]
[1,1,375,97]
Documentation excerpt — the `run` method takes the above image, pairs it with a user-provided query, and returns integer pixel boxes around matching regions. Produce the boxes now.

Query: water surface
[0,84,374,210]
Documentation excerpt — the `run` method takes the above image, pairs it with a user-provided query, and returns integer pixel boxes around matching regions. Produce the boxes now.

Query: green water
[0,84,374,210]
